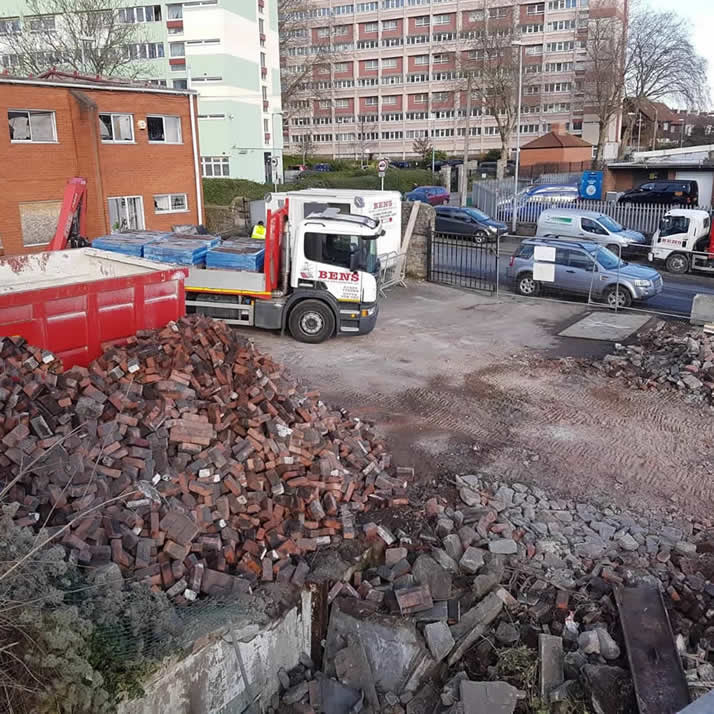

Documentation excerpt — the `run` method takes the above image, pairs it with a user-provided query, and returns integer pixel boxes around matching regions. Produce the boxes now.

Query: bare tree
[278,0,335,121]
[412,135,433,165]
[461,19,523,180]
[354,116,372,167]
[582,1,627,166]
[295,133,315,164]
[619,4,709,155]
[0,0,149,78]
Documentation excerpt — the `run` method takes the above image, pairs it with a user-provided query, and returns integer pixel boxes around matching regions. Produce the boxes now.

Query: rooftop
[0,68,195,95]
[521,131,592,150]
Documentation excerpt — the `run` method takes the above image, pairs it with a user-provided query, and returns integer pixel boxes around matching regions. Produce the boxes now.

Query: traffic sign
[377,159,388,175]
[270,157,279,167]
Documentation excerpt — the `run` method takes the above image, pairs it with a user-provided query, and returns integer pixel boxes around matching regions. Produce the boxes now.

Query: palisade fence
[471,179,712,236]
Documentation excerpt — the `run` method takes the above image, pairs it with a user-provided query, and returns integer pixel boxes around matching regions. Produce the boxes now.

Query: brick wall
[519,145,592,167]
[0,81,203,256]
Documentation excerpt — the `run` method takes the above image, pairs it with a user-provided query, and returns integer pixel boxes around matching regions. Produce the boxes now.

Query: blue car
[498,184,580,223]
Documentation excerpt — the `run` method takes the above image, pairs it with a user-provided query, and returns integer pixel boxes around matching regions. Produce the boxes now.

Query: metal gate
[427,231,499,293]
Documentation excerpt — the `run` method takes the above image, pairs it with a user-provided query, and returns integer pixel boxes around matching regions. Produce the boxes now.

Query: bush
[203,167,437,206]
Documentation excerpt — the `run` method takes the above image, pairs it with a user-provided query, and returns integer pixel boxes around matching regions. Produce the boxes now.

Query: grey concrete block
[424,621,455,663]
[539,634,564,702]
[691,294,714,326]
[460,681,519,714]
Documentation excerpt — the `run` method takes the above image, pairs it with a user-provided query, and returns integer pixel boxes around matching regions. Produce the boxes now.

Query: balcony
[261,66,268,78]
[167,19,183,30]
[260,33,266,43]
[169,57,186,67]
[263,100,269,111]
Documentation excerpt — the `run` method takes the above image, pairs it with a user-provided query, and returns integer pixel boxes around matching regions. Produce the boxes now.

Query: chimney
[550,122,564,135]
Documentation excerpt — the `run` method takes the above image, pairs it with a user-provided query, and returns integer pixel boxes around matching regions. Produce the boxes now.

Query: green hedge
[203,168,436,206]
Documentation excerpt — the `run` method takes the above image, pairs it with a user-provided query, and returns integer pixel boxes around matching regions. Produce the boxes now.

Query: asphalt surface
[432,234,714,317]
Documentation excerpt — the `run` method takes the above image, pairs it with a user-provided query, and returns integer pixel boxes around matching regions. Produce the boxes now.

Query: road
[431,235,714,317]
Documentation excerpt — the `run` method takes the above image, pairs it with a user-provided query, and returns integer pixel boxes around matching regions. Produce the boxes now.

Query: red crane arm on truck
[263,199,289,294]
[48,177,88,251]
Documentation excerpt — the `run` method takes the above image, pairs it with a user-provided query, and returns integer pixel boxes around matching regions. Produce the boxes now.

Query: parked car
[498,184,580,223]
[536,208,648,254]
[435,206,507,243]
[477,160,515,176]
[618,180,699,206]
[391,160,413,169]
[507,237,663,308]
[405,185,450,206]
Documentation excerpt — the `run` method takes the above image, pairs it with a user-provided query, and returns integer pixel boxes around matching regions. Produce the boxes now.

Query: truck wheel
[665,253,689,274]
[289,300,335,344]
[516,272,541,297]
[605,285,632,309]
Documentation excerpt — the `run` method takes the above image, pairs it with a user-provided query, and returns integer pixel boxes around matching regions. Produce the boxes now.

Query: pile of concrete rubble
[593,322,714,405]
[274,474,714,713]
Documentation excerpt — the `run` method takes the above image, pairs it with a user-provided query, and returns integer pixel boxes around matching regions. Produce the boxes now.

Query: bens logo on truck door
[318,270,360,282]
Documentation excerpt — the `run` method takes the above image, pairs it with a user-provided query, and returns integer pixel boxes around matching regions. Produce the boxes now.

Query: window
[522,23,543,33]
[548,20,576,31]
[260,52,266,67]
[363,22,378,33]
[99,113,134,142]
[413,93,427,103]
[334,24,349,35]
[125,42,165,59]
[382,57,398,69]
[432,91,449,102]
[108,196,145,231]
[8,110,56,142]
[526,45,543,56]
[334,4,354,14]
[433,14,451,25]
[432,53,449,64]
[198,113,225,119]
[382,95,397,105]
[170,41,185,57]
[154,193,188,213]
[167,3,182,18]
[356,2,378,11]
[317,27,330,37]
[263,118,269,132]
[546,61,573,72]
[414,16,429,26]
[527,3,545,13]
[305,232,376,272]
[119,5,162,23]
[186,38,220,45]
[364,96,378,106]
[468,10,484,21]
[488,7,508,18]
[0,18,21,34]
[546,41,574,52]
[382,19,397,30]
[383,0,403,7]
[581,218,607,236]
[414,54,429,65]
[334,62,349,73]
[548,0,576,8]
[192,76,222,82]
[147,115,181,142]
[29,15,56,32]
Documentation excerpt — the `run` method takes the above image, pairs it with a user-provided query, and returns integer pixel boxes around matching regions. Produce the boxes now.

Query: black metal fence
[427,231,499,293]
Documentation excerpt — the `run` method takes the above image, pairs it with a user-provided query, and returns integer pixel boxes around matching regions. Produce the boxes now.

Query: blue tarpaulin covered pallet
[143,236,222,266]
[91,232,172,257]
[205,240,265,271]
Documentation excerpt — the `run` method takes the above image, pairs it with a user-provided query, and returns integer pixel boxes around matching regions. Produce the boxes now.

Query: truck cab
[649,209,713,274]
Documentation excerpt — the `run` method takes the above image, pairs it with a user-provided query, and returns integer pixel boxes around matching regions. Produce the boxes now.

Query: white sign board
[533,262,555,282]
[534,245,556,263]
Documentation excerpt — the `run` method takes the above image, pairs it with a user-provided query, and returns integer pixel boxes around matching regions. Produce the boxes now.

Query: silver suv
[507,238,664,308]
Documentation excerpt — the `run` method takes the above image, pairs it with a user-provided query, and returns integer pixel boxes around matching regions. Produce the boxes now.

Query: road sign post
[377,158,387,191]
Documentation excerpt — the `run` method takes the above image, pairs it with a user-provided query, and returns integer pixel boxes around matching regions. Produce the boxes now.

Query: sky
[645,0,714,108]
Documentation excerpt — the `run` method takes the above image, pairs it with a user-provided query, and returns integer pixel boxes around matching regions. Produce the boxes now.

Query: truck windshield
[660,215,690,237]
[305,232,378,274]
[598,216,624,233]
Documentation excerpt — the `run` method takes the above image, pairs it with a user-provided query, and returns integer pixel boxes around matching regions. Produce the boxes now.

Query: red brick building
[519,123,593,168]
[0,71,204,256]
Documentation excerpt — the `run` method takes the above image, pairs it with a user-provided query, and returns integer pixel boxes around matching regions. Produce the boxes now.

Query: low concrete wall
[402,201,434,281]
[205,198,251,236]
[118,590,312,714]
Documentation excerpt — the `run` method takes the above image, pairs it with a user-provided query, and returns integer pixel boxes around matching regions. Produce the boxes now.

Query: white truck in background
[649,209,714,274]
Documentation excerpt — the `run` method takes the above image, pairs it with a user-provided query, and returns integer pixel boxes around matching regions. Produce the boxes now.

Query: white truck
[183,201,383,342]
[648,209,714,274]
[265,188,403,257]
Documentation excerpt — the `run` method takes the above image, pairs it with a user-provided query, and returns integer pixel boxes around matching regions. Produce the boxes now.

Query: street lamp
[511,40,525,235]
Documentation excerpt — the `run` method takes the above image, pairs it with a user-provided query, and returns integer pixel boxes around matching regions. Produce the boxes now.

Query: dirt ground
[249,283,714,520]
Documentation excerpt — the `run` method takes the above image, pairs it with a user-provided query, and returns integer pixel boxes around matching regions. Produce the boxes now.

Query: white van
[536,208,648,254]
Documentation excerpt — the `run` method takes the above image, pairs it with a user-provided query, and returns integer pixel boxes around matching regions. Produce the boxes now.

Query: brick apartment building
[282,0,625,161]
[0,72,204,256]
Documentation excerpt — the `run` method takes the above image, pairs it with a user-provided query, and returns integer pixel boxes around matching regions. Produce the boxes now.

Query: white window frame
[334,62,349,72]
[334,98,349,108]
[8,109,57,143]
[364,59,379,70]
[382,58,398,69]
[414,16,430,26]
[98,112,135,143]
[382,95,397,105]
[433,14,451,25]
[364,96,378,106]
[382,19,398,30]
[108,195,145,232]
[147,115,182,143]
[154,193,189,214]
[363,22,378,33]
[413,54,429,65]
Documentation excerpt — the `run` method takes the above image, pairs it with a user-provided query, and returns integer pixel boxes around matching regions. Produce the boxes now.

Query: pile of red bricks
[0,316,409,601]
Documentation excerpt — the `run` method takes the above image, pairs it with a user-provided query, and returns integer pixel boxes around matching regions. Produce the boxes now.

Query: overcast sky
[644,0,714,107]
